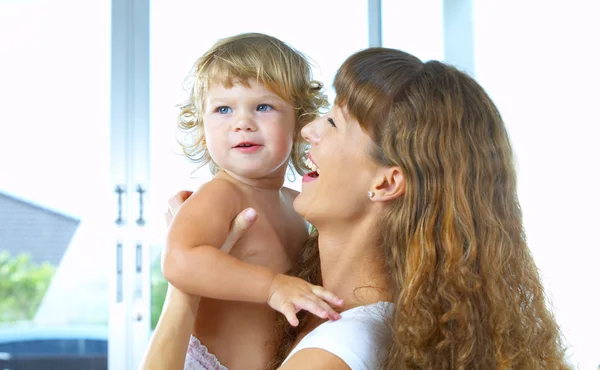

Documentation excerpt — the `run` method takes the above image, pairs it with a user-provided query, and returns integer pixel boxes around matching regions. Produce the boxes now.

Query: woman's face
[293,104,380,225]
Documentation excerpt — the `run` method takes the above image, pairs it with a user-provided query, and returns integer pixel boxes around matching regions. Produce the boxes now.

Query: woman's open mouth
[303,155,320,182]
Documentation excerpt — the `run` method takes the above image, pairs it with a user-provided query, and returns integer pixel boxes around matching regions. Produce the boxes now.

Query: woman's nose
[301,117,320,144]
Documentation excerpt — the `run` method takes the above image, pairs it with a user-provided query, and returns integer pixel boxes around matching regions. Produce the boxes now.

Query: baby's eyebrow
[254,94,284,101]
[205,97,230,105]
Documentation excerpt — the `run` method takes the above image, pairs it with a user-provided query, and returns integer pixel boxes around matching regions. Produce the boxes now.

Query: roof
[0,191,80,265]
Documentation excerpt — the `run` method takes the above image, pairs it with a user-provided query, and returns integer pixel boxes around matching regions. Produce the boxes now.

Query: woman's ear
[370,166,405,201]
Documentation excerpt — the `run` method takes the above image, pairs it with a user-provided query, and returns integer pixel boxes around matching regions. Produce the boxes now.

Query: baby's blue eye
[217,106,232,114]
[257,104,273,112]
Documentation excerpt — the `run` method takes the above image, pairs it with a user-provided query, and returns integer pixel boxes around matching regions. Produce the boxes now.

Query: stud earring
[367,191,375,198]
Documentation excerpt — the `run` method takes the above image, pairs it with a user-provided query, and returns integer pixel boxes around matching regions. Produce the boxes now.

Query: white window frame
[109,0,151,369]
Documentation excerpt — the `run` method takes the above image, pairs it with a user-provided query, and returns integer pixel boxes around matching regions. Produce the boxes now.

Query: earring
[367,191,375,198]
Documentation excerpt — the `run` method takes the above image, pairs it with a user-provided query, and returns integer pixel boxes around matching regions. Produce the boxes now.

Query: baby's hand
[267,274,344,326]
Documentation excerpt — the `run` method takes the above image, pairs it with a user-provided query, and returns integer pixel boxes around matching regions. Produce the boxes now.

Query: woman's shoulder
[340,301,394,320]
[311,301,394,341]
[283,302,394,369]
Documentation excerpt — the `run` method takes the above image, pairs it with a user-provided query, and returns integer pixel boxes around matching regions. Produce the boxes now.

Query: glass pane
[148,0,369,329]
[0,1,111,369]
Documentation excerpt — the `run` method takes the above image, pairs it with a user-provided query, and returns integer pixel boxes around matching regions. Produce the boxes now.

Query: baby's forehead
[205,75,253,89]
[203,61,256,86]
[203,76,292,105]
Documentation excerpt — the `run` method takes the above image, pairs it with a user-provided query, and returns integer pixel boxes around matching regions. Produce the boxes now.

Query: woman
[142,47,571,369]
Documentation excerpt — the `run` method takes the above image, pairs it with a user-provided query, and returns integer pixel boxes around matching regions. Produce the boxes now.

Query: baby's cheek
[273,134,294,152]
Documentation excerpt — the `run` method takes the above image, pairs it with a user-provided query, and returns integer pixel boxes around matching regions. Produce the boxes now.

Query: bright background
[0,0,598,368]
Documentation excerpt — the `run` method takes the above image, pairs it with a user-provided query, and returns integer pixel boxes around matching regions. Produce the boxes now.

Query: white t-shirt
[282,301,394,370]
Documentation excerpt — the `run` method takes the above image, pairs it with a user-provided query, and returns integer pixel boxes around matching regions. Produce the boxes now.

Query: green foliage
[0,251,56,323]
[150,255,168,329]
[0,249,170,329]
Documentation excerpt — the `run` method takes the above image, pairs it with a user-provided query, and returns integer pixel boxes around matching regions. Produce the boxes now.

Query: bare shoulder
[187,178,245,207]
[195,177,244,195]
[167,178,247,251]
[169,178,246,230]
[279,349,351,370]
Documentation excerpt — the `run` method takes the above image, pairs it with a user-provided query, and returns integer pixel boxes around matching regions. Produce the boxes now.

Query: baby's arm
[139,200,258,370]
[162,179,271,302]
[162,179,343,324]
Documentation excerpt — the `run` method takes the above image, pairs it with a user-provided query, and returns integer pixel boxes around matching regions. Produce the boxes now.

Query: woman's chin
[292,194,306,217]
[292,194,317,223]
[294,199,316,231]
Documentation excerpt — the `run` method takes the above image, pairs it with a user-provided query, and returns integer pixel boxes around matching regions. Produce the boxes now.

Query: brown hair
[176,32,328,175]
[266,229,321,370]
[268,48,571,369]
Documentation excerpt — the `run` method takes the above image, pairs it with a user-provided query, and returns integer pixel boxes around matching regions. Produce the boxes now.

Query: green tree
[150,255,168,329]
[0,251,56,323]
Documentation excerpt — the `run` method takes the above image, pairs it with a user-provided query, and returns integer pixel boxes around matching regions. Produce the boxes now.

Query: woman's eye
[217,106,232,114]
[257,104,273,112]
[327,117,336,127]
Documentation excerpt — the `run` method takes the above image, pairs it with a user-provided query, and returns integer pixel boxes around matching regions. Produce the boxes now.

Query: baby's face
[202,79,296,180]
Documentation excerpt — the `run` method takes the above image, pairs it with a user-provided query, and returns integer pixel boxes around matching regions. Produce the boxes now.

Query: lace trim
[186,335,228,370]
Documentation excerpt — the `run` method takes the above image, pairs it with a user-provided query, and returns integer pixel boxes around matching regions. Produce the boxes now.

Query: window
[0,1,111,369]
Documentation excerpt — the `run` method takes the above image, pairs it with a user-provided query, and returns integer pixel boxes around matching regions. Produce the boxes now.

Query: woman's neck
[316,219,392,309]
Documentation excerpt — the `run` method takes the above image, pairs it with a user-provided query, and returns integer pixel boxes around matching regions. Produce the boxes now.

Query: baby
[162,33,341,370]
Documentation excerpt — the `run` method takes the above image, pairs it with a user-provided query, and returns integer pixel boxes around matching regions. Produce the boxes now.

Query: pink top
[184,335,228,370]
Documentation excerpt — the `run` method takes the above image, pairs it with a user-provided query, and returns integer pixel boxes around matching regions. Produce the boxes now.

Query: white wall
[473,1,600,368]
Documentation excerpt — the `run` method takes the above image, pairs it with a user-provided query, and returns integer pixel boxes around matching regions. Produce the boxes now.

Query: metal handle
[133,243,143,321]
[135,243,143,273]
[136,185,146,226]
[115,185,126,226]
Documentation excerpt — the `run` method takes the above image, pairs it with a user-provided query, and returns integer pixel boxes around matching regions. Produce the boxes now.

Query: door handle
[136,185,146,226]
[115,185,126,226]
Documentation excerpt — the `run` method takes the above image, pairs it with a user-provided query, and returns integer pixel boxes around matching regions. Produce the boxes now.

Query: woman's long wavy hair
[268,48,571,369]
[176,32,328,175]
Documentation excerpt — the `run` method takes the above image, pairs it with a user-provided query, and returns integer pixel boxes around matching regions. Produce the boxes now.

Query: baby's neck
[215,170,286,192]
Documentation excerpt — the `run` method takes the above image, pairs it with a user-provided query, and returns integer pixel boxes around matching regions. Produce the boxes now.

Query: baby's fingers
[306,295,342,321]
[294,295,339,321]
[311,286,344,307]
[280,302,300,327]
